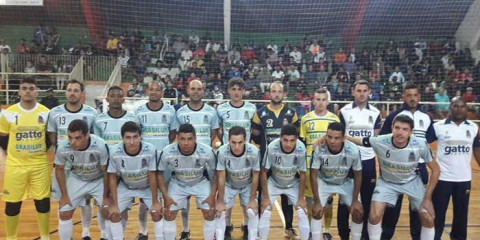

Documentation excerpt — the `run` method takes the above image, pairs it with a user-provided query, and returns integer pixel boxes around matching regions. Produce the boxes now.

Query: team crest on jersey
[246,158,251,168]
[293,157,298,165]
[244,111,250,119]
[408,152,416,162]
[419,119,424,128]
[198,147,205,154]
[195,158,202,168]
[38,116,44,124]
[341,156,347,166]
[162,115,167,124]
[89,154,96,163]
[203,115,209,124]
[466,130,471,138]
[368,116,373,124]
[411,139,418,146]
[141,158,148,168]
[261,111,266,117]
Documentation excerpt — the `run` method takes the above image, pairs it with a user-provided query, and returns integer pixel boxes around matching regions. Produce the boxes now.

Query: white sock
[121,211,129,230]
[258,208,272,239]
[181,201,190,232]
[247,208,259,240]
[110,221,124,240]
[204,219,216,240]
[367,222,382,240]
[58,219,73,240]
[97,209,108,239]
[215,211,226,240]
[40,236,50,240]
[420,226,435,240]
[164,219,177,240]
[351,221,363,240]
[105,220,114,240]
[153,219,164,240]
[297,208,310,240]
[80,204,92,237]
[139,202,149,235]
[310,218,323,240]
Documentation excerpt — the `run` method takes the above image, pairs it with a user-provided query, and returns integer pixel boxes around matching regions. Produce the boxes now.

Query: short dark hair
[403,82,418,92]
[178,123,196,136]
[314,88,329,95]
[352,80,370,89]
[20,77,36,86]
[392,115,414,130]
[68,119,89,135]
[228,126,246,140]
[280,124,298,137]
[327,122,346,136]
[66,79,84,92]
[228,77,245,89]
[121,121,141,137]
[108,86,124,95]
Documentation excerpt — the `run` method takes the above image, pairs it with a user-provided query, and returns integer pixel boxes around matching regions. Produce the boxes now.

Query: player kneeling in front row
[55,119,110,240]
[310,122,363,240]
[107,121,164,240]
[157,123,217,240]
[346,115,440,240]
[215,126,261,240]
[259,124,310,240]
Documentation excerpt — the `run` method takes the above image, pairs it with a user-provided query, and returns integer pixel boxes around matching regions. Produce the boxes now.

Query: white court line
[274,197,286,227]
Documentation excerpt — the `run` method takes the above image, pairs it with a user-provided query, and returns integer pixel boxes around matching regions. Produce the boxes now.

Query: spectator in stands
[118,50,130,70]
[40,88,59,109]
[267,40,278,54]
[261,89,271,101]
[289,46,302,64]
[336,66,350,83]
[36,55,55,73]
[227,65,242,80]
[0,39,11,53]
[33,23,46,46]
[172,36,186,55]
[369,76,384,101]
[164,47,179,68]
[343,55,357,74]
[271,64,284,81]
[127,78,144,97]
[460,68,473,84]
[434,86,450,118]
[313,46,326,63]
[358,49,372,70]
[372,56,386,78]
[334,48,347,70]
[286,64,300,86]
[212,85,224,105]
[24,60,36,73]
[309,41,320,56]
[389,66,405,84]
[228,47,241,63]
[190,58,204,74]
[266,48,279,66]
[15,39,29,54]
[248,85,262,100]
[280,39,291,58]
[462,87,476,103]
[245,73,260,91]
[164,81,177,99]
[241,45,256,61]
[106,35,118,55]
[181,45,193,62]
[258,67,271,93]
[188,31,200,45]
[333,86,350,102]
[304,65,318,88]
[327,74,339,93]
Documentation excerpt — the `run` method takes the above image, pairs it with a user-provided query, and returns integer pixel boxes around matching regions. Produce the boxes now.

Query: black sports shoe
[285,228,298,239]
[225,225,234,240]
[82,237,92,240]
[323,232,333,240]
[180,231,191,240]
[135,233,148,240]
[241,225,249,240]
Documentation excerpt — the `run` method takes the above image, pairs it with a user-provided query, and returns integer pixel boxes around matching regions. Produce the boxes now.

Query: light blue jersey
[216,143,260,189]
[107,141,157,189]
[93,111,138,145]
[217,101,256,144]
[54,134,109,181]
[47,104,97,142]
[365,134,433,184]
[176,103,219,146]
[135,103,178,151]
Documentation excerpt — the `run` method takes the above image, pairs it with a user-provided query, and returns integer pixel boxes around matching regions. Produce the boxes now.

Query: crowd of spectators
[2,27,480,118]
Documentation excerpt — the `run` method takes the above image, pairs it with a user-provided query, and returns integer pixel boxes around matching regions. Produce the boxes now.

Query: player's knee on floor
[419,211,434,228]
[110,212,122,223]
[150,209,163,222]
[59,210,74,221]
[34,198,50,213]
[5,201,22,216]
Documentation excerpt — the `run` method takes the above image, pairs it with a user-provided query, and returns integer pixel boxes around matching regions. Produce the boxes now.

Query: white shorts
[267,179,300,207]
[372,177,426,211]
[59,176,103,212]
[168,179,211,211]
[225,184,253,209]
[117,182,156,212]
[318,178,355,207]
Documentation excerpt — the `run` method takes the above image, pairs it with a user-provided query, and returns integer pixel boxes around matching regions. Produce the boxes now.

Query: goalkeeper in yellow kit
[0,78,51,240]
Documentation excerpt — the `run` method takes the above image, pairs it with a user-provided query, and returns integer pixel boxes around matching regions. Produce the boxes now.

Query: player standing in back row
[216,77,257,239]
[0,78,51,240]
[338,80,381,240]
[175,79,220,240]
[47,79,101,240]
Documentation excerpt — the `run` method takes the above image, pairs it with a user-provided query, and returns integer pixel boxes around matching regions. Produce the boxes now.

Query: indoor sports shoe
[82,237,91,240]
[285,228,298,239]
[180,231,191,240]
[241,225,248,240]
[135,233,148,240]
[225,225,234,240]
[323,232,333,240]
